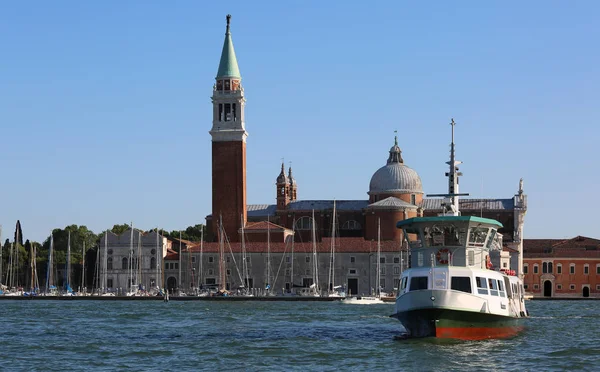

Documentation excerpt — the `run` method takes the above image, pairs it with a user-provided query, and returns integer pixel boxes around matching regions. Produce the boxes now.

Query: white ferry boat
[391,120,529,340]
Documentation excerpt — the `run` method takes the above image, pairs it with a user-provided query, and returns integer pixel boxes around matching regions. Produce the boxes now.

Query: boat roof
[396,216,503,229]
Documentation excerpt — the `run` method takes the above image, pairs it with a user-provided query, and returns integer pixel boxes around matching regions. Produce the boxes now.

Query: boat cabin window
[468,227,489,247]
[488,278,499,296]
[417,252,424,267]
[450,277,472,294]
[476,276,488,295]
[400,277,407,291]
[497,280,506,297]
[409,276,428,291]
[423,225,466,247]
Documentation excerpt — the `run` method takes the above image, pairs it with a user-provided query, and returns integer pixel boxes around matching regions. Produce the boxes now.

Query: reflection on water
[0,300,598,370]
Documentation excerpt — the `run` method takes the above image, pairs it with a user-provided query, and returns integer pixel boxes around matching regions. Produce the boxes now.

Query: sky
[1,1,599,243]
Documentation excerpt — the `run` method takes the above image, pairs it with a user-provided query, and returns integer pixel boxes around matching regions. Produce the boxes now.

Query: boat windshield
[468,226,489,247]
[422,224,466,247]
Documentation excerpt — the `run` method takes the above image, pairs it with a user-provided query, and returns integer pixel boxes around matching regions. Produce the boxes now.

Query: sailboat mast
[46,235,53,294]
[241,214,248,288]
[311,209,319,293]
[329,201,336,293]
[178,231,182,294]
[0,225,2,286]
[30,242,35,293]
[267,214,271,292]
[81,241,86,293]
[291,219,295,291]
[218,215,226,291]
[103,231,108,292]
[66,231,71,291]
[377,218,381,297]
[199,228,203,288]
[137,232,142,290]
[155,228,159,289]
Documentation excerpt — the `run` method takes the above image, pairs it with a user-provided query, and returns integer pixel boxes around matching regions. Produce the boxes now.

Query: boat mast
[0,225,2,286]
[66,231,71,292]
[311,209,319,294]
[328,200,336,294]
[267,214,271,294]
[46,234,54,294]
[377,218,381,297]
[155,228,159,290]
[81,241,86,293]
[178,230,182,294]
[137,231,142,290]
[291,218,295,291]
[199,228,203,289]
[102,231,108,292]
[446,118,463,216]
[241,214,248,289]
[218,215,226,291]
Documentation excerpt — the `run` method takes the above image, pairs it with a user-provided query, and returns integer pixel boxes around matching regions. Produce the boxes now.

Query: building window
[305,269,310,275]
[503,262,507,268]
[151,249,156,255]
[107,249,113,255]
[379,278,385,290]
[394,267,400,275]
[295,216,315,230]
[394,257,400,264]
[584,264,589,275]
[570,284,575,290]
[226,269,231,276]
[380,267,385,275]
[557,264,562,274]
[596,285,600,291]
[533,264,538,274]
[349,269,357,275]
[350,256,356,263]
[107,257,113,270]
[285,269,290,276]
[570,264,575,274]
[548,262,553,273]
[557,284,562,290]
[150,257,156,269]
[380,257,386,264]
[524,284,528,290]
[192,256,196,263]
[122,257,128,270]
[533,284,539,290]
[174,263,178,270]
[226,256,231,263]
[542,262,547,273]
[523,264,528,274]
[208,256,214,263]
[107,279,113,288]
[468,250,474,266]
[341,220,361,230]
[208,269,214,276]
[597,265,600,274]
[305,256,310,263]
[286,256,291,263]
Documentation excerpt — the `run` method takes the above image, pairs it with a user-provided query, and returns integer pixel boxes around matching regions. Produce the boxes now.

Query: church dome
[368,136,423,195]
[276,163,289,185]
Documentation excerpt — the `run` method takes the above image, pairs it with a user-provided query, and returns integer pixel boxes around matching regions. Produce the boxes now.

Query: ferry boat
[391,120,529,340]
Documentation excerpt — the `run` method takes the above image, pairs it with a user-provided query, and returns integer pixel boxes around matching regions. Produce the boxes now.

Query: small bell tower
[276,162,290,210]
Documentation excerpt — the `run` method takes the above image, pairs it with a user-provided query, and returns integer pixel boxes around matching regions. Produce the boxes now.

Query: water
[0,300,598,371]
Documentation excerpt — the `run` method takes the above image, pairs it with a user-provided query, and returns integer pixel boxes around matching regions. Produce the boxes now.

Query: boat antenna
[427,118,468,215]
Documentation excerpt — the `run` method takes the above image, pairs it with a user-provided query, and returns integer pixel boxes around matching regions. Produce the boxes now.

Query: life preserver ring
[436,248,450,265]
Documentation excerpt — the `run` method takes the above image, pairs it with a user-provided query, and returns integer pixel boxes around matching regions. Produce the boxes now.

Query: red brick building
[523,236,600,298]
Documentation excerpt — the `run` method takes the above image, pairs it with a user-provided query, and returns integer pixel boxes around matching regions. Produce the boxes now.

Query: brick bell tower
[210,14,247,242]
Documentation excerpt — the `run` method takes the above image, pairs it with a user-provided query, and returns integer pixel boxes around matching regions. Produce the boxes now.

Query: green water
[0,300,598,371]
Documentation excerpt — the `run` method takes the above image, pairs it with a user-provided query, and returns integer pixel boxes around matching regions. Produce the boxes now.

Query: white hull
[341,296,383,305]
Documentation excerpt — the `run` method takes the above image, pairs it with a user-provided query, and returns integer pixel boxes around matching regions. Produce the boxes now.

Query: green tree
[110,224,132,235]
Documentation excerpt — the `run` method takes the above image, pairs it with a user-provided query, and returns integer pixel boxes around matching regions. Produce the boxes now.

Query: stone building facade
[523,236,600,298]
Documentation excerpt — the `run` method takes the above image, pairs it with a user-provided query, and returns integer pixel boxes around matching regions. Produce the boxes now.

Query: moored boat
[391,120,529,340]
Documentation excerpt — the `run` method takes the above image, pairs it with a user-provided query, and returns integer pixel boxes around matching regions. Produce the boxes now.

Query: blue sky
[1,1,598,243]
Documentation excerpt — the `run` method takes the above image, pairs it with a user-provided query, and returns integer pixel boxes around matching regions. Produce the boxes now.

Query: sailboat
[342,219,384,304]
[43,234,59,296]
[327,201,345,298]
[62,232,75,296]
[298,210,320,297]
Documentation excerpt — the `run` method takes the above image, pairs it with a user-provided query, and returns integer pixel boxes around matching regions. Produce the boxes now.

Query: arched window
[342,220,362,230]
[107,257,113,270]
[122,257,128,270]
[584,264,589,275]
[533,264,539,274]
[556,263,562,274]
[570,263,575,274]
[548,262,553,273]
[151,257,156,269]
[542,262,548,274]
[295,216,315,230]
[151,249,156,255]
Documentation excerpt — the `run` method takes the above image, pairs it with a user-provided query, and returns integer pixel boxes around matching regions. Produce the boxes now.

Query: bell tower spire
[210,14,247,242]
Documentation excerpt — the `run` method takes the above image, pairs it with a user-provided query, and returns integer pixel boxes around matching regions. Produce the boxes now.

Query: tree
[110,224,132,235]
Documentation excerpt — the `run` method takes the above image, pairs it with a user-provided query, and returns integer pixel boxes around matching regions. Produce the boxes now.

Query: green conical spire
[216,14,241,79]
